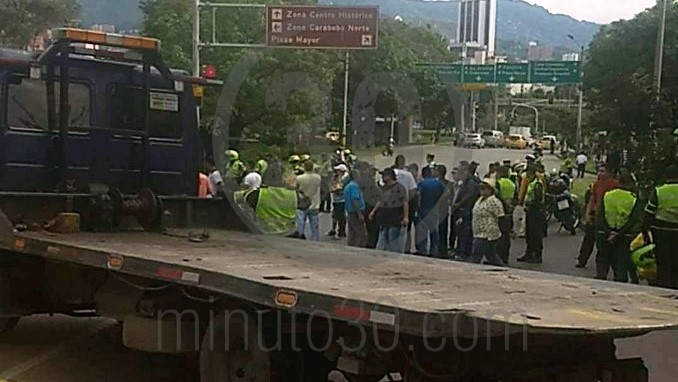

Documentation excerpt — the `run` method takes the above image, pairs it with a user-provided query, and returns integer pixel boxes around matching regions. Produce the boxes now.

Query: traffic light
[202,64,217,79]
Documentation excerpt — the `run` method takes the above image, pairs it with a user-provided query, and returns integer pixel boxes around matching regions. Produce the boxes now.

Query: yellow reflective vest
[603,189,636,230]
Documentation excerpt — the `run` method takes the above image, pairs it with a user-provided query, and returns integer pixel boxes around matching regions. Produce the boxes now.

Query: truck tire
[0,317,19,335]
[200,313,333,382]
[200,314,271,382]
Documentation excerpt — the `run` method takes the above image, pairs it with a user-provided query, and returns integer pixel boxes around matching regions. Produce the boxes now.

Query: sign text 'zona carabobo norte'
[266,5,379,49]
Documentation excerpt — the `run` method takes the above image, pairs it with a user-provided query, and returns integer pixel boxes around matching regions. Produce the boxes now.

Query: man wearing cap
[451,164,480,260]
[370,168,409,253]
[517,165,546,264]
[327,164,349,239]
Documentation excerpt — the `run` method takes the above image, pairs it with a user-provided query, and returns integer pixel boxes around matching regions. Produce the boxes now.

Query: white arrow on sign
[476,75,482,81]
[552,76,558,82]
[509,76,515,81]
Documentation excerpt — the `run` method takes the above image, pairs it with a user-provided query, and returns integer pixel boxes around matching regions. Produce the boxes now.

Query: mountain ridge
[77,0,600,50]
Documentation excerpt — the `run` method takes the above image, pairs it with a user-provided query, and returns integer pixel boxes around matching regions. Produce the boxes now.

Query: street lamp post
[568,34,585,150]
[576,45,584,151]
[654,0,669,99]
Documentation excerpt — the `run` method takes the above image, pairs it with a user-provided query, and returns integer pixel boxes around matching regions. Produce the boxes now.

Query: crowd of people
[199,146,678,290]
[576,163,678,289]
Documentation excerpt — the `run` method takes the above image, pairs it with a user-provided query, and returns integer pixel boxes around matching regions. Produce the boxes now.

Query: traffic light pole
[576,45,584,150]
[342,51,350,147]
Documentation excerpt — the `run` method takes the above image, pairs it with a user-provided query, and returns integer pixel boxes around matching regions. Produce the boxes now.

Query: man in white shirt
[242,163,262,191]
[576,151,588,179]
[393,155,418,253]
[203,158,223,197]
[295,161,322,241]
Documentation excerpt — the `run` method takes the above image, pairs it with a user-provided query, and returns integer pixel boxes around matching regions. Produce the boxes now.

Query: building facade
[527,41,553,61]
[450,0,497,63]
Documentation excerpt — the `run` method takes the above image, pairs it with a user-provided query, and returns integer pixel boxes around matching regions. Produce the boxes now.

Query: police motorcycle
[545,169,580,235]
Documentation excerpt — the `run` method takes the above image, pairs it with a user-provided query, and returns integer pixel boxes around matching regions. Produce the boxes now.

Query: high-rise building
[527,41,553,61]
[450,0,497,63]
[562,53,580,61]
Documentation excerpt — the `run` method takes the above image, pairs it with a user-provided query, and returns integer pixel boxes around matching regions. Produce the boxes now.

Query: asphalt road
[1,145,676,382]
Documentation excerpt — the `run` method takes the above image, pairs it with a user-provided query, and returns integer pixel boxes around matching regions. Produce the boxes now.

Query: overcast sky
[524,0,657,24]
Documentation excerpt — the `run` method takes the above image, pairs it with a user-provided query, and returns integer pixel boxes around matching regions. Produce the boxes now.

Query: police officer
[242,161,299,236]
[517,165,546,264]
[597,173,642,283]
[255,158,268,177]
[644,165,678,289]
[496,165,517,264]
[224,150,246,189]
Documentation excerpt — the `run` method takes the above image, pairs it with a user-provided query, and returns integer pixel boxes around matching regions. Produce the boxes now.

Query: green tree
[0,0,79,48]
[584,2,678,185]
[141,0,456,158]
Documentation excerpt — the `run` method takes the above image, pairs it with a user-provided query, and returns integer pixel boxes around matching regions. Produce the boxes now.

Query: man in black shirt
[355,161,381,249]
[451,165,480,260]
[369,168,409,254]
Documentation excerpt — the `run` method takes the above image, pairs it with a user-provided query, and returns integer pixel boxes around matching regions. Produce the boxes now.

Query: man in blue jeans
[294,161,322,241]
[452,165,480,260]
[416,166,446,257]
[369,168,409,253]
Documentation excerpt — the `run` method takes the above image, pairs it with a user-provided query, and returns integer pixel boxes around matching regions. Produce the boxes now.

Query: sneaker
[516,255,531,263]
[575,263,586,268]
[326,230,336,237]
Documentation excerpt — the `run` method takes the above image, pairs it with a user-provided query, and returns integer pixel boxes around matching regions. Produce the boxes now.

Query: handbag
[297,190,312,210]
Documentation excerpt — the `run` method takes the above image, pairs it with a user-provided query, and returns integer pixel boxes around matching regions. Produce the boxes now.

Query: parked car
[505,134,528,150]
[481,130,505,148]
[462,133,485,148]
[537,135,559,150]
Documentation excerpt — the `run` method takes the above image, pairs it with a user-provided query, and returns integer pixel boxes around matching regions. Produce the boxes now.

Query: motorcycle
[545,173,580,235]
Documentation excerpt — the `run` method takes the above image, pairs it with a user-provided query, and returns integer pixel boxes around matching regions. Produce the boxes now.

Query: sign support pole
[493,88,499,131]
[576,45,584,150]
[342,51,350,148]
[471,91,477,133]
[192,0,202,130]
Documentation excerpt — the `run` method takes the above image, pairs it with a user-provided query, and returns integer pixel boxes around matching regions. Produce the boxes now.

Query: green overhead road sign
[433,65,462,84]
[530,61,581,84]
[426,61,582,85]
[496,63,530,83]
[462,65,495,83]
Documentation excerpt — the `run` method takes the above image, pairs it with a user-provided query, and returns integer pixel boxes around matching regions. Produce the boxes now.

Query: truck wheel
[0,317,19,334]
[199,314,270,382]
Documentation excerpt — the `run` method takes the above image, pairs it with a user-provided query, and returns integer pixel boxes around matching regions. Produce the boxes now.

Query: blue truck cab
[0,28,212,196]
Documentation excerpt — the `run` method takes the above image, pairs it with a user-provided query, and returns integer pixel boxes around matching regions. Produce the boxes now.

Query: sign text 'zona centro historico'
[266,5,379,49]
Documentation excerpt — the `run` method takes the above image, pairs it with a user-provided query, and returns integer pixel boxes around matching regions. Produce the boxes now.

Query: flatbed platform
[8,229,678,338]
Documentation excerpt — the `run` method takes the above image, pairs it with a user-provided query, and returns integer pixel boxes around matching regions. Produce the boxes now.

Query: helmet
[631,243,656,269]
[255,159,268,174]
[343,149,352,155]
[226,150,239,161]
[550,168,559,177]
[300,154,311,162]
[288,155,301,164]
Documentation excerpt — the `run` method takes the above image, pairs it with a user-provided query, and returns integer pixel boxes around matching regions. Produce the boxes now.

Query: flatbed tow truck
[1,29,678,382]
